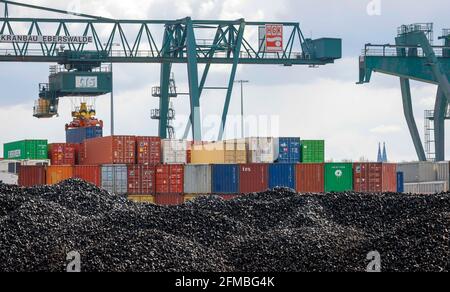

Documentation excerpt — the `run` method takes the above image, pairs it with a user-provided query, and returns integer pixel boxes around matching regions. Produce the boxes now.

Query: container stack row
[397,161,450,194]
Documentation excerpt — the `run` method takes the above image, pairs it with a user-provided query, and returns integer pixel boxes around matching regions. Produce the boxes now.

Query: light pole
[235,80,249,138]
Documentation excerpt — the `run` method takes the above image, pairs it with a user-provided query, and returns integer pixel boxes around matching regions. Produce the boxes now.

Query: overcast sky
[0,0,449,162]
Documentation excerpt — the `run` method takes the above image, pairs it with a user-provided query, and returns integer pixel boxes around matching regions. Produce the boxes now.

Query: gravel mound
[0,180,449,272]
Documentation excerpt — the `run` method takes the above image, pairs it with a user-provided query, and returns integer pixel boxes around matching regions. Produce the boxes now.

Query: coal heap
[0,179,449,272]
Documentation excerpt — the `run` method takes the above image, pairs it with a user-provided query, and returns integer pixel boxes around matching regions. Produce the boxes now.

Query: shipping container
[239,164,269,193]
[220,194,240,201]
[46,166,73,185]
[3,140,48,160]
[436,161,450,189]
[155,193,184,206]
[161,139,188,164]
[268,163,296,189]
[48,143,77,166]
[277,137,301,163]
[324,163,353,192]
[18,165,46,187]
[0,160,20,174]
[0,172,18,185]
[128,195,155,204]
[296,163,325,193]
[184,194,206,202]
[397,172,405,193]
[155,165,184,194]
[184,165,212,194]
[404,181,448,194]
[82,136,136,165]
[101,165,128,194]
[73,165,101,187]
[353,163,397,193]
[301,140,325,163]
[397,162,437,183]
[190,141,226,164]
[66,126,103,144]
[136,136,161,165]
[246,137,278,163]
[224,139,247,164]
[212,164,240,194]
[127,165,156,195]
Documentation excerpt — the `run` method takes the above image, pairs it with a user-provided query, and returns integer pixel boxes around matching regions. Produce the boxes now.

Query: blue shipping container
[278,137,301,163]
[269,164,296,189]
[66,126,103,144]
[212,164,239,194]
[397,172,405,193]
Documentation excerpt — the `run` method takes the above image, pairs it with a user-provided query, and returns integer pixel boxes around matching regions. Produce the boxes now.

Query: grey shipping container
[436,162,450,188]
[404,181,448,194]
[397,162,437,183]
[101,165,128,194]
[184,165,212,194]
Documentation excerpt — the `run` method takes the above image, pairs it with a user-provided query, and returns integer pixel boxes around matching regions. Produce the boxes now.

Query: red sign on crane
[265,24,284,53]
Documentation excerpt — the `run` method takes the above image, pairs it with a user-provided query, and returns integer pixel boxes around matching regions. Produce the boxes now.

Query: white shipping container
[397,162,437,183]
[0,159,50,174]
[246,137,279,163]
[404,181,449,194]
[162,139,188,164]
[0,172,18,185]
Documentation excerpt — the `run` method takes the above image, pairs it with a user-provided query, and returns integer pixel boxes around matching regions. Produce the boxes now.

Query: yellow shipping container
[184,194,206,202]
[191,142,226,164]
[128,195,155,204]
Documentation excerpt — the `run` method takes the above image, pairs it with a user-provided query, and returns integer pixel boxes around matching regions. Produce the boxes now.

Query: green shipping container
[325,163,353,192]
[3,140,48,160]
[301,140,325,163]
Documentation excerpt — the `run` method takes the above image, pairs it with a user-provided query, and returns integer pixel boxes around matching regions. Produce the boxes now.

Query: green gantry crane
[0,0,342,141]
[359,23,450,162]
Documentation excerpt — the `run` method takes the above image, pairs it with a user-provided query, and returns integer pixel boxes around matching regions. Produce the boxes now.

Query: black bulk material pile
[0,179,449,272]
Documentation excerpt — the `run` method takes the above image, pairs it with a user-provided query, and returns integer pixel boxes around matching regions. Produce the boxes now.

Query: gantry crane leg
[434,87,448,161]
[400,78,427,161]
[159,62,172,139]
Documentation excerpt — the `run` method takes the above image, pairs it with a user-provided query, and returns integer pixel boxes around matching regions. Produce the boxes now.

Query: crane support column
[400,78,427,161]
[218,20,245,141]
[185,18,202,141]
[434,87,448,161]
[159,62,172,139]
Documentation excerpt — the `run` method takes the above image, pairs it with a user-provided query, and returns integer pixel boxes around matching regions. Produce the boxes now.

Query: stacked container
[353,163,397,193]
[46,166,74,185]
[73,165,101,187]
[161,139,188,164]
[212,164,239,194]
[246,137,278,163]
[301,140,325,163]
[397,162,437,183]
[127,165,156,195]
[296,163,324,193]
[155,165,184,194]
[184,165,212,194]
[3,140,48,160]
[136,136,161,165]
[324,163,353,192]
[81,136,136,165]
[101,165,128,194]
[268,164,296,189]
[48,143,77,166]
[18,165,46,187]
[224,139,247,164]
[239,164,269,193]
[277,137,301,163]
[191,142,226,164]
[66,126,103,144]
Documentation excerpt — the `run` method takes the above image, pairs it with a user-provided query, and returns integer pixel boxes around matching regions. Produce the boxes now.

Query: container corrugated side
[128,195,155,204]
[353,163,397,192]
[136,136,161,165]
[324,163,353,192]
[46,166,74,185]
[278,137,301,163]
[190,142,226,164]
[66,126,103,144]
[184,164,212,194]
[0,172,18,185]
[73,165,101,187]
[301,140,325,163]
[161,139,188,164]
[397,162,437,183]
[82,136,136,165]
[155,193,184,206]
[4,140,48,160]
[397,172,405,193]
[127,165,156,195]
[101,165,128,194]
[212,164,239,194]
[436,162,450,188]
[268,164,296,189]
[404,181,448,194]
[296,163,324,193]
[239,164,269,193]
[155,165,184,194]
[246,137,278,163]
[18,165,47,187]
[48,143,77,166]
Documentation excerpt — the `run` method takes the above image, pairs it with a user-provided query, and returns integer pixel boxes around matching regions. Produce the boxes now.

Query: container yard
[0,0,449,278]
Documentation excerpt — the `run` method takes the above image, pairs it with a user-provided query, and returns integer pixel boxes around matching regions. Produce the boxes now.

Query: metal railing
[48,64,111,74]
[362,44,450,58]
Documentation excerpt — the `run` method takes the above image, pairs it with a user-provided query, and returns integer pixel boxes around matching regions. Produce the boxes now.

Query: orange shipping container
[73,165,101,187]
[46,166,74,185]
[81,136,136,165]
[296,163,325,193]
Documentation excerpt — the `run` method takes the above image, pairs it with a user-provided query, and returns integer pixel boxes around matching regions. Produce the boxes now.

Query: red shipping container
[18,165,46,187]
[82,136,136,165]
[296,163,325,193]
[220,194,240,201]
[155,165,184,194]
[136,136,161,165]
[353,163,397,193]
[128,165,156,194]
[155,193,184,206]
[48,143,77,166]
[73,165,101,187]
[239,164,269,193]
